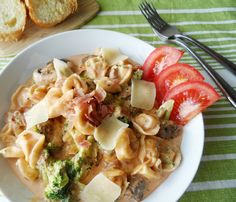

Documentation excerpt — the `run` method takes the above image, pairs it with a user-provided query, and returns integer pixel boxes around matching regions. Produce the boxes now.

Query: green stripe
[203,140,236,155]
[193,160,236,182]
[204,117,236,125]
[97,0,236,10]
[180,188,236,202]
[206,128,236,137]
[88,13,235,25]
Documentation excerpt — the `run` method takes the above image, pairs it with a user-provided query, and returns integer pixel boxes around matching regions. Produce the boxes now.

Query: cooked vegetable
[44,161,70,200]
[156,99,175,121]
[132,69,143,80]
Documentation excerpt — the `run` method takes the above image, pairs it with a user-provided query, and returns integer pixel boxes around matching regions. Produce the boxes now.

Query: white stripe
[181,58,236,64]
[99,8,236,16]
[130,31,236,37]
[187,179,236,192]
[83,20,236,28]
[185,30,236,35]
[202,154,236,161]
[148,37,236,45]
[182,54,236,61]
[204,114,236,119]
[205,136,236,142]
[205,124,236,129]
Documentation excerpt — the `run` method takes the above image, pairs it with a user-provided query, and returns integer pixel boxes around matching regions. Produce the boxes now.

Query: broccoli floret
[66,158,83,181]
[132,69,143,80]
[44,161,70,200]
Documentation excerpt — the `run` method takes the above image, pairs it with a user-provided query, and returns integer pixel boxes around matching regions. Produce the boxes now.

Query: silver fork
[139,1,236,108]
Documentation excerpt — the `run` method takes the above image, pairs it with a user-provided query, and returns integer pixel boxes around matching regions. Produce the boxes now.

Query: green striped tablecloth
[1,0,236,201]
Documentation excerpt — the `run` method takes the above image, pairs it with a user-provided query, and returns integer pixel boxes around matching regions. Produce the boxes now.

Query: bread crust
[0,0,27,42]
[25,0,78,28]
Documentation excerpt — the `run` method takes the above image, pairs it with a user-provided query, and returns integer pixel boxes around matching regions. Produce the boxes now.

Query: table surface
[1,0,236,201]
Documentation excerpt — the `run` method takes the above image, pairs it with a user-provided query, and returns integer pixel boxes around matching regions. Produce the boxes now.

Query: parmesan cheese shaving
[94,116,128,150]
[99,48,128,66]
[24,100,48,129]
[53,58,73,79]
[131,79,156,110]
[80,173,121,202]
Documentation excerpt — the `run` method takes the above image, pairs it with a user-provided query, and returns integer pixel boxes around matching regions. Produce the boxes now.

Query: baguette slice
[0,0,26,41]
[25,0,78,28]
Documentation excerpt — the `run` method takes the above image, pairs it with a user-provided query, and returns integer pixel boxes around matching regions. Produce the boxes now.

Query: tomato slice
[142,46,184,81]
[163,81,220,125]
[155,63,204,105]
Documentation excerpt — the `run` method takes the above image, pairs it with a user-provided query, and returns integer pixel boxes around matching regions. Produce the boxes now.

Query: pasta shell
[132,113,160,136]
[132,163,158,179]
[16,158,39,181]
[109,64,133,85]
[115,128,139,161]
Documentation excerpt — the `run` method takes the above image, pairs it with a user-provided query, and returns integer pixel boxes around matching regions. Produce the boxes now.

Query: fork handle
[172,37,236,108]
[175,34,236,75]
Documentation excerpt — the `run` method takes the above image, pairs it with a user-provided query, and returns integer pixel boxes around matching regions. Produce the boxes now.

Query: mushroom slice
[132,113,160,136]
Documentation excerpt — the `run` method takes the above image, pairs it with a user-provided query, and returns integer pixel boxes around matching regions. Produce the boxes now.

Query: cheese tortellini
[28,84,48,103]
[95,77,122,93]
[109,64,133,85]
[115,128,139,161]
[44,87,74,118]
[132,136,161,179]
[62,73,88,94]
[84,56,108,79]
[74,108,95,135]
[132,113,160,136]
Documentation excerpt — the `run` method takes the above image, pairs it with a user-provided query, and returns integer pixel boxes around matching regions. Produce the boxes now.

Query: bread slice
[0,0,26,41]
[25,0,78,28]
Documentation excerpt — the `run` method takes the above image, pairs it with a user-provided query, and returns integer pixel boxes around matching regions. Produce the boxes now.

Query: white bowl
[0,29,204,202]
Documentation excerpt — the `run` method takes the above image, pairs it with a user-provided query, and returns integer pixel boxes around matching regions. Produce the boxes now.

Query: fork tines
[139,1,168,31]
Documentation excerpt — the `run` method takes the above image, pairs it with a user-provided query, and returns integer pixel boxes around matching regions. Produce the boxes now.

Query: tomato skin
[155,63,204,105]
[163,81,220,125]
[142,46,184,81]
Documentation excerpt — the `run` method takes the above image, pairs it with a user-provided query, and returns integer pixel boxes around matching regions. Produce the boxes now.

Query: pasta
[84,56,108,79]
[16,158,39,181]
[0,146,24,158]
[16,130,45,168]
[62,73,88,94]
[0,48,183,202]
[115,128,139,161]
[109,64,133,85]
[28,84,48,103]
[10,85,32,111]
[132,113,160,135]
[73,108,95,135]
